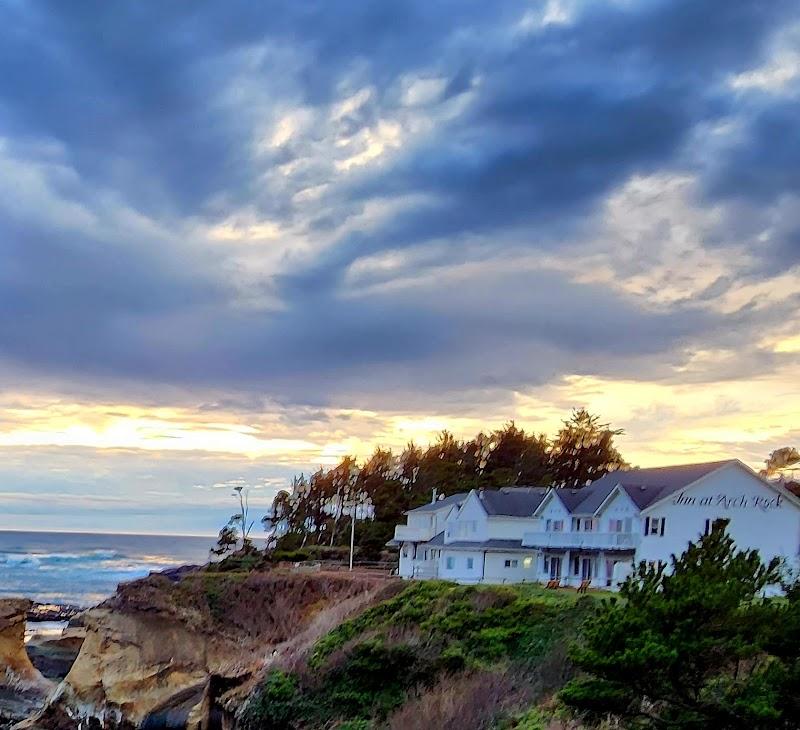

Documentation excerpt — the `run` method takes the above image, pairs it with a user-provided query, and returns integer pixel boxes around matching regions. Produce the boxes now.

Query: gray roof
[408,461,738,523]
[477,487,549,516]
[557,460,736,513]
[406,492,468,514]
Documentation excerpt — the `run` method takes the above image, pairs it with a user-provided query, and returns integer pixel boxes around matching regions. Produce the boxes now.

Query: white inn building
[390,460,800,588]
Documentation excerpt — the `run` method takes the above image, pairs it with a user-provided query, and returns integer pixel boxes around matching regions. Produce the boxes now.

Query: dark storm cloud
[0,0,797,403]
[286,0,797,282]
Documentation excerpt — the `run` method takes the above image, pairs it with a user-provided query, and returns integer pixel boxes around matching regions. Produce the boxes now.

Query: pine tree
[561,520,797,729]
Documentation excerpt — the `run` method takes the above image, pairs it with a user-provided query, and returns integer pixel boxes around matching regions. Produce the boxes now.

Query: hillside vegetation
[239,580,595,729]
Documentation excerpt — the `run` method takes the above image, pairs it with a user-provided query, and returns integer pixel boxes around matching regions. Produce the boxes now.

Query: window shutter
[660,519,665,536]
[644,517,650,535]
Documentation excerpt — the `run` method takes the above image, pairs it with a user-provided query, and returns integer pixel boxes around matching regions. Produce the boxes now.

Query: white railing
[394,525,435,542]
[522,531,640,550]
[411,562,438,579]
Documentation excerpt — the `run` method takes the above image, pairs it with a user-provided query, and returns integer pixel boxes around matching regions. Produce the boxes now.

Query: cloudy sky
[0,0,799,534]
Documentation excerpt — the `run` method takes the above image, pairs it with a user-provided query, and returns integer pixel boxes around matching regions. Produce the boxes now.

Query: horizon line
[0,527,233,539]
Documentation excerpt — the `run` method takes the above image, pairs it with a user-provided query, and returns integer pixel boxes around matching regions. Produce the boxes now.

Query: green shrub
[241,670,299,729]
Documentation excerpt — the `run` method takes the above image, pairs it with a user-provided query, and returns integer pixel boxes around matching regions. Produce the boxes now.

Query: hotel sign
[671,492,783,511]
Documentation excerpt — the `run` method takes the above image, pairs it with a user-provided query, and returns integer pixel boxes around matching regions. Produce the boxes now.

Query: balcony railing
[522,531,640,550]
[394,525,435,542]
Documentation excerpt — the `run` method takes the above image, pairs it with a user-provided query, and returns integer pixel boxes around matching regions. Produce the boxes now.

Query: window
[446,556,455,570]
[645,517,665,536]
[609,519,623,533]
[543,555,550,572]
[545,519,564,532]
[504,559,519,568]
[523,556,533,568]
[572,517,581,531]
[466,557,474,570]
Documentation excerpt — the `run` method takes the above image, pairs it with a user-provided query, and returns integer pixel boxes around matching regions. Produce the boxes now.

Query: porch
[537,549,634,589]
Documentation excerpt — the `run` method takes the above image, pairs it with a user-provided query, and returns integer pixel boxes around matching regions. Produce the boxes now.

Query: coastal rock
[22,569,394,729]
[0,600,52,692]
[0,600,53,729]
[26,629,86,681]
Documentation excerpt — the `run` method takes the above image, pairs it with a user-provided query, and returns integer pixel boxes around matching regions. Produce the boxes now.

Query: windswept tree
[549,408,626,488]
[211,485,256,555]
[266,409,627,551]
[761,446,800,477]
[561,521,798,729]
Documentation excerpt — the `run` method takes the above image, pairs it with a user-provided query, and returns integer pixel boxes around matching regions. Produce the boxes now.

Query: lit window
[523,557,532,568]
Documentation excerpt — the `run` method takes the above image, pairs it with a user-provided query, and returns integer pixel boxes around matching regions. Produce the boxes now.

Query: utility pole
[349,500,357,571]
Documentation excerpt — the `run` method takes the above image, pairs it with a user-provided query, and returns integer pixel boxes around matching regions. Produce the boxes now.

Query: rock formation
[0,600,54,728]
[20,569,394,729]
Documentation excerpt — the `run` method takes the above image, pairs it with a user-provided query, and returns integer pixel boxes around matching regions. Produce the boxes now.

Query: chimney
[431,488,438,504]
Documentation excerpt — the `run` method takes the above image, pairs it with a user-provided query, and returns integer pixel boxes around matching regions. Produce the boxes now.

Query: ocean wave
[0,548,121,566]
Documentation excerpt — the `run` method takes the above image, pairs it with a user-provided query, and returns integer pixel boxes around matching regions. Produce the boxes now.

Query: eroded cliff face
[0,599,54,728]
[0,600,51,690]
[20,569,394,729]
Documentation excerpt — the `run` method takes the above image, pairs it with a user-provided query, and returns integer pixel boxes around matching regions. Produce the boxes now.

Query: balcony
[394,525,435,542]
[522,531,640,550]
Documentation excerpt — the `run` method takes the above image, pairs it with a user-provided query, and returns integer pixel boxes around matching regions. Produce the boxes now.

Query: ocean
[0,531,218,607]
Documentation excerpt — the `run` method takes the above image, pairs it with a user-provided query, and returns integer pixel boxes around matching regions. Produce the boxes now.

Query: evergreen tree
[561,521,797,729]
[549,408,626,488]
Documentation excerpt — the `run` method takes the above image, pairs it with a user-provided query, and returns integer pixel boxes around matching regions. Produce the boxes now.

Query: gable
[594,485,639,517]
[454,490,488,522]
[643,460,800,514]
[534,490,570,519]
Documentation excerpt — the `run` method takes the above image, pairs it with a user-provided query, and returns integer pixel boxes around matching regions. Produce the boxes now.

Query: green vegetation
[240,581,594,729]
[561,520,800,729]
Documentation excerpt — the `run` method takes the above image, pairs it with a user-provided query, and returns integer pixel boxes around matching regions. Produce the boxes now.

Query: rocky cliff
[19,568,394,729]
[0,600,54,728]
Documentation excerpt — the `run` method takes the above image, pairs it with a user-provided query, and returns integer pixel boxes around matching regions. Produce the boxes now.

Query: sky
[0,0,799,535]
